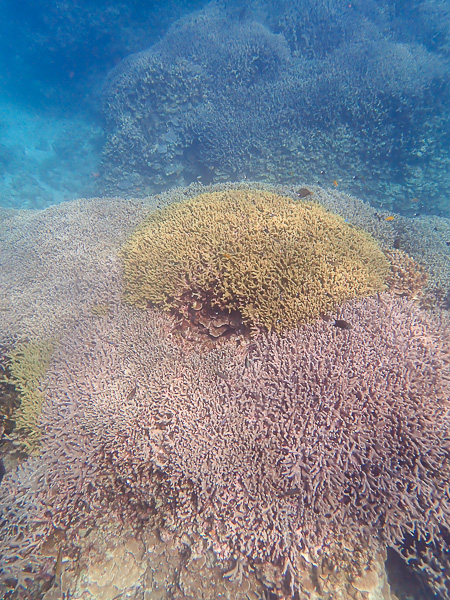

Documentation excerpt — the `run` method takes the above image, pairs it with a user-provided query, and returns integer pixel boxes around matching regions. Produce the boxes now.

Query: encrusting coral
[121,189,390,334]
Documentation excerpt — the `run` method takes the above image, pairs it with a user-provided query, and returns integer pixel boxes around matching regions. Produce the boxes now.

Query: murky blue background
[0,0,448,216]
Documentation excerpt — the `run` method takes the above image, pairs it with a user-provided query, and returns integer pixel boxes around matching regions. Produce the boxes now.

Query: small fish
[127,385,137,401]
[385,216,395,221]
[214,369,229,380]
[333,319,352,330]
[54,544,63,588]
[333,180,338,186]
[411,197,420,203]
[281,487,302,498]
[295,188,312,198]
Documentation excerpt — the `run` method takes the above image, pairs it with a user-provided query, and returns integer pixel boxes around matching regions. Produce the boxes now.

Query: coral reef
[3,339,55,453]
[116,296,447,571]
[0,197,153,342]
[386,213,450,309]
[385,250,428,300]
[121,189,389,333]
[0,339,19,437]
[0,458,52,589]
[0,307,268,599]
[1,183,446,344]
[99,1,449,215]
[2,290,447,597]
[0,184,449,599]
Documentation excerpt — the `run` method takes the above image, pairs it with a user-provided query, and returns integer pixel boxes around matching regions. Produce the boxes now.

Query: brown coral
[4,339,55,453]
[386,249,428,300]
[121,189,390,334]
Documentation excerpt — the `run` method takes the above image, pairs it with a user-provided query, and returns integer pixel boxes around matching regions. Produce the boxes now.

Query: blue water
[0,0,448,217]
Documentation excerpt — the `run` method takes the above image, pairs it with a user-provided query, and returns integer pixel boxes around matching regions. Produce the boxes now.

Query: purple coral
[138,294,449,565]
[1,294,449,595]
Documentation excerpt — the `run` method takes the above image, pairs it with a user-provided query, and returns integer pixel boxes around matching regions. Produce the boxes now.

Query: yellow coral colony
[121,189,390,333]
[5,339,55,453]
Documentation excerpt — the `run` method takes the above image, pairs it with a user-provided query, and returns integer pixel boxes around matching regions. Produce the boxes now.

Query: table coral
[121,189,390,334]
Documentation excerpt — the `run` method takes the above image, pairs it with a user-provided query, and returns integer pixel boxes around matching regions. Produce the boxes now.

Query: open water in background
[0,0,448,216]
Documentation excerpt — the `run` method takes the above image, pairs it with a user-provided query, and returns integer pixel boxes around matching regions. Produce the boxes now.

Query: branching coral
[99,2,449,213]
[1,294,444,596]
[129,295,448,569]
[1,188,448,599]
[4,339,55,453]
[386,249,428,300]
[1,189,448,597]
[0,458,53,588]
[121,189,389,334]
